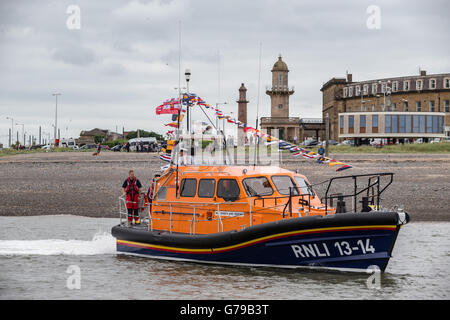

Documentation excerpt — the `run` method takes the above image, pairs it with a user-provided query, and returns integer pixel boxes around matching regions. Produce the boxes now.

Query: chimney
[347,73,352,83]
[420,70,426,76]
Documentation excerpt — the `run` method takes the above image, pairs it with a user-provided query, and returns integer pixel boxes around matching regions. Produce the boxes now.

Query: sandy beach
[0,151,448,221]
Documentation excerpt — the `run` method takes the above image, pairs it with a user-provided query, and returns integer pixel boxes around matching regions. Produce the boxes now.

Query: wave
[0,232,116,256]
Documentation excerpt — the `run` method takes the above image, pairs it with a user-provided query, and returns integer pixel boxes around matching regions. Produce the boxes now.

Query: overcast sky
[1,0,449,145]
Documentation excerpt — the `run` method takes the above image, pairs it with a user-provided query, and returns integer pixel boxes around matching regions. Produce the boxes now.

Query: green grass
[304,142,450,154]
[0,147,96,157]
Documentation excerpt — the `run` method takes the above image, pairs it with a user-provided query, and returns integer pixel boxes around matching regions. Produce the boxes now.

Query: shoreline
[0,152,448,221]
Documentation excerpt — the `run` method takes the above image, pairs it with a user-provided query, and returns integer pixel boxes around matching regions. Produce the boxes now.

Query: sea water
[0,215,448,299]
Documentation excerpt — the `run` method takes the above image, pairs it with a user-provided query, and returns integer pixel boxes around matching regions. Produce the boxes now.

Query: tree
[126,130,163,141]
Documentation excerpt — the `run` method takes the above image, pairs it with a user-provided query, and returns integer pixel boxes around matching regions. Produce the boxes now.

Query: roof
[272,56,289,72]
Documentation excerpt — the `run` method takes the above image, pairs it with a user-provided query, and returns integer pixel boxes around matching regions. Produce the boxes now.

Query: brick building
[321,71,450,143]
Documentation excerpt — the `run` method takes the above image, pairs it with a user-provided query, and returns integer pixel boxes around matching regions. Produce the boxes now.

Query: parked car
[300,139,319,147]
[443,137,450,143]
[319,140,338,146]
[110,145,122,152]
[80,144,97,150]
[339,140,355,146]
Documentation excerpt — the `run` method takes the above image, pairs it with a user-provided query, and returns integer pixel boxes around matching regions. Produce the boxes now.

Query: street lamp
[16,122,24,146]
[6,117,14,148]
[52,93,61,147]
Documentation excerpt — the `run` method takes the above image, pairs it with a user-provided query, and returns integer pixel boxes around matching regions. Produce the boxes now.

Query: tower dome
[272,55,289,72]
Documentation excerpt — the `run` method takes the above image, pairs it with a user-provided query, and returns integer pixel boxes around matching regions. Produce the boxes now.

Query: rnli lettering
[291,243,330,258]
[291,239,375,259]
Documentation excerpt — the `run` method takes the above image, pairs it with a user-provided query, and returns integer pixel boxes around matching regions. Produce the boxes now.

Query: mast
[253,42,262,168]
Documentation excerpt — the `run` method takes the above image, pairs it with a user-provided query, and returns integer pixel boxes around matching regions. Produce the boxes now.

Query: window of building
[390,103,396,112]
[198,179,215,198]
[403,80,410,91]
[419,115,426,133]
[372,83,377,95]
[413,115,420,133]
[426,115,433,133]
[381,82,387,93]
[360,115,366,133]
[399,115,406,133]
[278,74,283,86]
[355,85,361,96]
[444,100,450,113]
[405,115,411,133]
[363,84,369,95]
[271,176,299,196]
[433,115,439,133]
[439,116,444,133]
[416,80,423,90]
[444,78,450,89]
[403,101,408,112]
[349,86,353,97]
[372,115,378,127]
[278,104,283,109]
[385,115,391,133]
[392,115,398,133]
[217,179,241,201]
[430,100,435,112]
[348,115,354,133]
[392,81,398,92]
[340,115,344,134]
[416,101,422,112]
[243,177,274,197]
[180,178,197,197]
[343,87,348,98]
[429,79,436,90]
[371,104,375,112]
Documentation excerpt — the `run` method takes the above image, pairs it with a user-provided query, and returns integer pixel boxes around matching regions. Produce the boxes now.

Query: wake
[0,232,116,256]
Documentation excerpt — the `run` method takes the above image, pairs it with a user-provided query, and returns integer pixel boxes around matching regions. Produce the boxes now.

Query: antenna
[253,42,262,167]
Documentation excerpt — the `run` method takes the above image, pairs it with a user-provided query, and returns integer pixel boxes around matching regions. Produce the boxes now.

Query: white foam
[0,232,116,256]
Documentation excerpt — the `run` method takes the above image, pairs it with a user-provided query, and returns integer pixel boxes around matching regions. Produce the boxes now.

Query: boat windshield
[294,176,315,196]
[271,176,299,196]
[242,177,274,197]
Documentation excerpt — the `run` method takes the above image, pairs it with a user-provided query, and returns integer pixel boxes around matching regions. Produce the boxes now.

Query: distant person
[122,170,142,225]
[178,148,192,166]
[317,145,325,163]
[93,143,101,156]
[125,142,130,152]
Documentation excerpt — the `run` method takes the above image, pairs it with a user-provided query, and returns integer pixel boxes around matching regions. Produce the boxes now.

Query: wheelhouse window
[271,176,299,196]
[243,177,274,197]
[180,178,197,197]
[198,179,215,198]
[217,179,240,201]
[294,176,315,197]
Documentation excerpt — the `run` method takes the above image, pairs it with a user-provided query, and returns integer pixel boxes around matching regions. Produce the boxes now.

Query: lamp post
[6,117,14,148]
[52,93,61,147]
[16,122,24,146]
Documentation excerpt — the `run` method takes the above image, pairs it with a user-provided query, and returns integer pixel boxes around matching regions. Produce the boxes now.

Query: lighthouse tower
[237,83,249,142]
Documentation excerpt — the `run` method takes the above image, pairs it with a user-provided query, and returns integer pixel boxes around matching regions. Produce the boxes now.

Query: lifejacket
[126,177,139,197]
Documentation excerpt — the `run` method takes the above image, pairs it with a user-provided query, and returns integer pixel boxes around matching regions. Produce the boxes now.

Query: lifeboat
[112,163,410,273]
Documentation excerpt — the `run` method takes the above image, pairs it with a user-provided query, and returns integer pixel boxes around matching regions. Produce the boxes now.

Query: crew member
[122,170,142,225]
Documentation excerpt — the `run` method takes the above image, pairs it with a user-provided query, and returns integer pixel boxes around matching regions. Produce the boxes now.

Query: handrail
[323,173,394,213]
